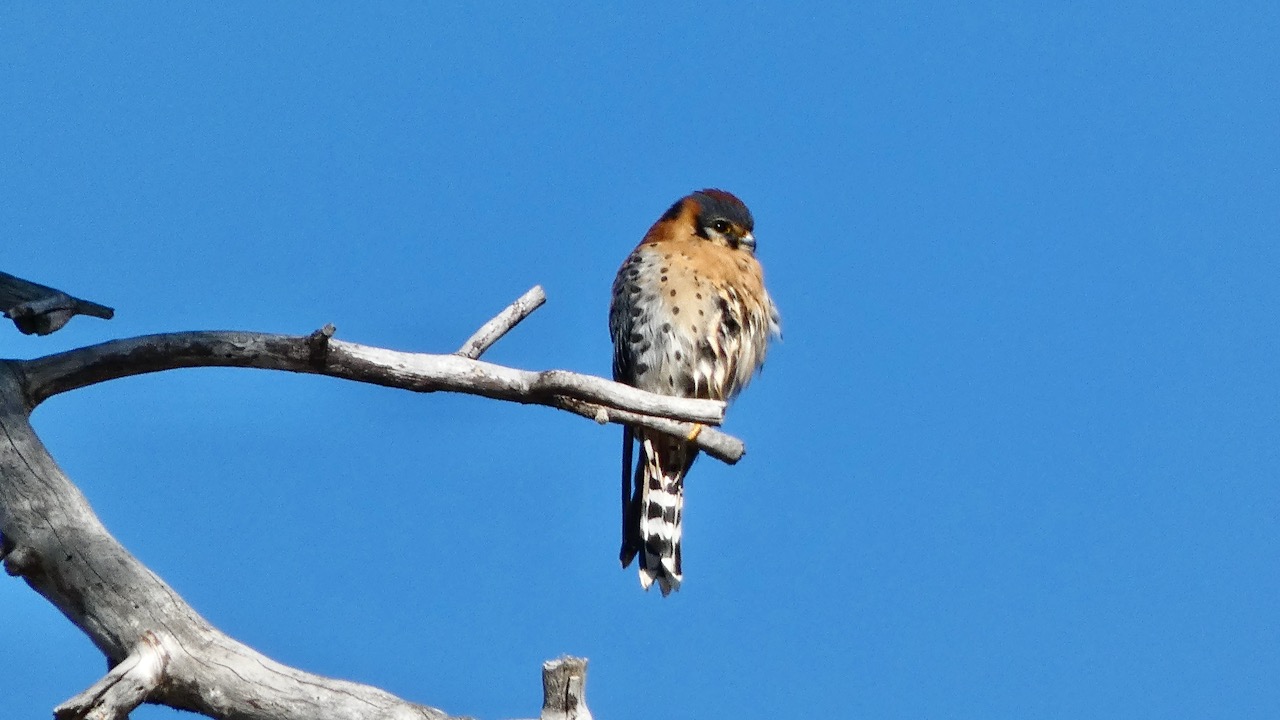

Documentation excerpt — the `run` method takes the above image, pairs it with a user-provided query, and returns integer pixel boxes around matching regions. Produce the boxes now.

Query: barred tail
[621,431,694,596]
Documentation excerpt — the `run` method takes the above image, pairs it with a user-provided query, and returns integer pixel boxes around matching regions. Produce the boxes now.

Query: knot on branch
[307,323,337,368]
[6,297,79,336]
[2,544,40,577]
[1,271,114,336]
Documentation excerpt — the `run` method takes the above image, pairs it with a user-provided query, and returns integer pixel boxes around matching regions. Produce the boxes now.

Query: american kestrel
[610,189,780,595]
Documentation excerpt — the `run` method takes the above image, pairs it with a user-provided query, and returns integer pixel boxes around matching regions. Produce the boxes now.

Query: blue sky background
[3,3,1278,718]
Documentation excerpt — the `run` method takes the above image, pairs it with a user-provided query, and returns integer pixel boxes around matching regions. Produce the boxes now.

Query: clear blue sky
[3,3,1278,718]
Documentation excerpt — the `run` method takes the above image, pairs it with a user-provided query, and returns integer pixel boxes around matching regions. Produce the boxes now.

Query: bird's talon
[685,423,704,442]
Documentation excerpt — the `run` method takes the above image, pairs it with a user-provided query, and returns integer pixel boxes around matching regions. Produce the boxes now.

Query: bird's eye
[711,220,730,234]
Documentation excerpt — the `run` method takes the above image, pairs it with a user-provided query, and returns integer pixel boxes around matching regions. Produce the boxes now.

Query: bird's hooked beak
[738,232,757,252]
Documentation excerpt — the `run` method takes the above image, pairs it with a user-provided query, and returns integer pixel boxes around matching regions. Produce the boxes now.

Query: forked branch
[53,631,170,720]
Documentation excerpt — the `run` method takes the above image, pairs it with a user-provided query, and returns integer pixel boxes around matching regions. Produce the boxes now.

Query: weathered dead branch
[1,270,114,335]
[0,282,742,719]
[540,657,593,720]
[19,327,743,464]
[456,284,547,359]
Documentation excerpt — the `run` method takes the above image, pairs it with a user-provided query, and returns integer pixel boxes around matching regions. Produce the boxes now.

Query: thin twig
[456,285,547,359]
[551,396,744,464]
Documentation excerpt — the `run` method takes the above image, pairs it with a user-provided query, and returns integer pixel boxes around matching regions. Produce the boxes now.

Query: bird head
[689,189,756,252]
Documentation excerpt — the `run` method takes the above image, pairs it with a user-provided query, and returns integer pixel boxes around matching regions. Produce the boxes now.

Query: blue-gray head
[689,189,756,252]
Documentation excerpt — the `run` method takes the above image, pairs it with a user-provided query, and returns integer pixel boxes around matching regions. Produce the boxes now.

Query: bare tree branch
[456,285,547,359]
[1,270,114,336]
[0,283,756,718]
[19,329,743,462]
[551,395,743,465]
[0,364,452,719]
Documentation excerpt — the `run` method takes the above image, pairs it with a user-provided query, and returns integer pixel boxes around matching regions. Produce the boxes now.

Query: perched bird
[609,189,780,595]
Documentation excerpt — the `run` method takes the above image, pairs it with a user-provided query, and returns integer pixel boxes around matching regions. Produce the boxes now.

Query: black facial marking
[692,189,754,239]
